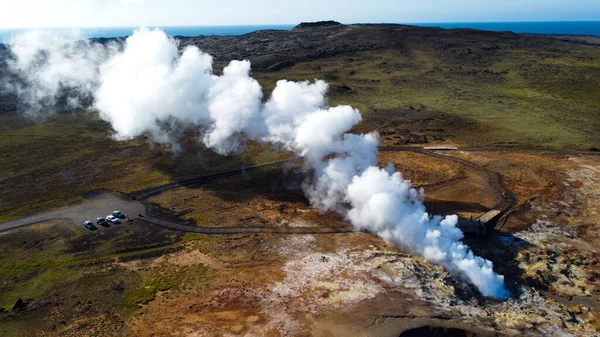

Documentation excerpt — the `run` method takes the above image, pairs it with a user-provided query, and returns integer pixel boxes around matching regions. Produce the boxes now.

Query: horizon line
[1,20,599,30]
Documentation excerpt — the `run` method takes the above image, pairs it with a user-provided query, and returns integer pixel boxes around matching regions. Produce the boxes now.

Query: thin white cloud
[0,0,596,29]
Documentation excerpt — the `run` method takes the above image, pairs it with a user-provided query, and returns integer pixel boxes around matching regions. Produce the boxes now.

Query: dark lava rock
[329,84,353,95]
[12,298,27,312]
[113,281,125,294]
[267,60,295,71]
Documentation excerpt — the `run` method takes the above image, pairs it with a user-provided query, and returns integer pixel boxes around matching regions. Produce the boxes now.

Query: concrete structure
[456,209,506,235]
[478,210,502,224]
[456,217,487,235]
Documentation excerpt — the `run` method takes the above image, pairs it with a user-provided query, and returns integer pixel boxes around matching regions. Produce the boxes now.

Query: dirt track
[0,189,352,235]
[379,146,517,226]
[141,215,352,234]
[380,146,600,156]
[129,159,298,200]
[1,147,526,234]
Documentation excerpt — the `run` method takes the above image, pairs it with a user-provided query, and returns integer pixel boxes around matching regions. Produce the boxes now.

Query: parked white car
[106,215,120,224]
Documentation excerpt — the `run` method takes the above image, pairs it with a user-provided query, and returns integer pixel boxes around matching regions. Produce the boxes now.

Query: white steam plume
[3,30,118,116]
[2,28,509,299]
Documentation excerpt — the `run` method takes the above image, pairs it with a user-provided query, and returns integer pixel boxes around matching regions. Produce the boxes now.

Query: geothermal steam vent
[4,27,509,299]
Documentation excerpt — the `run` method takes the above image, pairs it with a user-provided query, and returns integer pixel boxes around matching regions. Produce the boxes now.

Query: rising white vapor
[346,166,508,297]
[1,28,509,299]
[94,28,215,143]
[203,60,264,154]
[3,30,117,116]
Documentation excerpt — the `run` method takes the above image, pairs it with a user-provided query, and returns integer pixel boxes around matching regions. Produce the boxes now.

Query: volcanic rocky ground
[0,22,600,336]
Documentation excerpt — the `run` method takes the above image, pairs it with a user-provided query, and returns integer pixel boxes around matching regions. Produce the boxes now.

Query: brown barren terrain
[1,22,600,336]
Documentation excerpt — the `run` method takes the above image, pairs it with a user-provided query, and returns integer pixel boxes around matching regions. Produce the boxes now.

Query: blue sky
[0,0,598,29]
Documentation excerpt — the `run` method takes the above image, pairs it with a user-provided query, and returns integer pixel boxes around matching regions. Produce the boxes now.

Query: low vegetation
[0,113,289,222]
[253,46,600,149]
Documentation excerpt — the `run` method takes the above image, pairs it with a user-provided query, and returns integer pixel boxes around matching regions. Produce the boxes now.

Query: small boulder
[12,298,26,312]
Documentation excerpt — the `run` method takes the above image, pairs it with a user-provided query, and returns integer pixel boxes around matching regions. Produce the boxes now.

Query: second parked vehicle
[106,215,120,224]
[112,210,126,219]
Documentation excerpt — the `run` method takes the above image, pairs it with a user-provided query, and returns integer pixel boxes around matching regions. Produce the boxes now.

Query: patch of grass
[0,267,80,309]
[181,233,212,244]
[190,213,210,227]
[121,287,156,310]
[0,262,44,279]
[165,263,215,293]
[121,263,215,311]
[148,276,177,292]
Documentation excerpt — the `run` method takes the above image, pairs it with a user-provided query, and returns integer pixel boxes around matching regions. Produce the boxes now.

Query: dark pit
[400,326,480,337]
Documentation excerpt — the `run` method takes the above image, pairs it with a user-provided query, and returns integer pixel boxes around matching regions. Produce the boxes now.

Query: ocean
[0,22,599,42]
[411,21,600,36]
[0,25,295,42]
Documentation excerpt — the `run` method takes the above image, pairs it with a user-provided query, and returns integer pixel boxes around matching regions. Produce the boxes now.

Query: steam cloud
[3,30,118,116]
[2,28,509,299]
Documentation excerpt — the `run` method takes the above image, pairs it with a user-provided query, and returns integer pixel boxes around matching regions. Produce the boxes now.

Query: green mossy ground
[0,113,289,223]
[0,220,219,336]
[254,46,600,149]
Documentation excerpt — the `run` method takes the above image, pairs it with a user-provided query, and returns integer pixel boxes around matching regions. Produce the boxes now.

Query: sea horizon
[412,21,600,36]
[1,21,599,41]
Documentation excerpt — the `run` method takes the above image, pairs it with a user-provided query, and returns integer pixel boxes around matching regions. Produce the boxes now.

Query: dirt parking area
[0,190,145,232]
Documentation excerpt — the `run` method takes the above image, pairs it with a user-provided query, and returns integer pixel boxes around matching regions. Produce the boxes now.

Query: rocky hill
[292,20,343,30]
[1,23,599,148]
[178,23,600,149]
